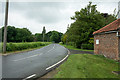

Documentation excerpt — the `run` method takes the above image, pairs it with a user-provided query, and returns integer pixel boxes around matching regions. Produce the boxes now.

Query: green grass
[53,54,119,78]
[60,44,94,52]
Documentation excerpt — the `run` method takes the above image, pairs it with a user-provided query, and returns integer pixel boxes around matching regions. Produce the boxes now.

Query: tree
[42,26,46,42]
[35,33,43,41]
[61,34,68,44]
[2,26,17,42]
[15,28,33,42]
[46,31,52,42]
[64,2,116,48]
[7,26,17,42]
[101,13,116,26]
[1,26,34,42]
[0,28,2,42]
[50,31,59,43]
[48,31,63,43]
[0,26,63,43]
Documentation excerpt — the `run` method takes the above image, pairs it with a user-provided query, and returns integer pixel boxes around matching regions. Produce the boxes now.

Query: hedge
[1,42,51,52]
[81,44,94,50]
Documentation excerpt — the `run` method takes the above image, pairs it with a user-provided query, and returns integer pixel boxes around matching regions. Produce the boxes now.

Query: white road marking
[46,48,70,70]
[46,44,55,53]
[67,49,70,55]
[13,44,55,62]
[13,53,43,61]
[46,55,69,70]
[23,74,36,80]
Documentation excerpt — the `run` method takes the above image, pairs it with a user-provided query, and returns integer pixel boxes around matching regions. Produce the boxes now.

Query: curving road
[1,44,68,79]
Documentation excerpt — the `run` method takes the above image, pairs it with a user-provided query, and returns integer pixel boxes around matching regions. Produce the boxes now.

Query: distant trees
[34,33,43,41]
[1,26,34,42]
[50,31,63,43]
[15,28,33,42]
[35,30,63,43]
[0,26,63,43]
[62,2,117,48]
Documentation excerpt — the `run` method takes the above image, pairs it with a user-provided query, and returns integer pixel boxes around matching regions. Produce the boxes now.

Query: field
[0,42,51,53]
[53,54,119,78]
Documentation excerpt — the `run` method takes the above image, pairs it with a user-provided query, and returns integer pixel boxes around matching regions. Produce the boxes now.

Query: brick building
[93,18,120,60]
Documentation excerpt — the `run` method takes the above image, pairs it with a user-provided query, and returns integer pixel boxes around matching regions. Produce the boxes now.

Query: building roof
[93,18,120,35]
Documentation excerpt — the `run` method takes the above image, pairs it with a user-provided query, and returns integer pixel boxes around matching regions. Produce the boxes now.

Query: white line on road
[46,48,70,70]
[46,44,55,53]
[46,54,69,70]
[13,44,55,62]
[23,74,36,80]
[13,53,43,61]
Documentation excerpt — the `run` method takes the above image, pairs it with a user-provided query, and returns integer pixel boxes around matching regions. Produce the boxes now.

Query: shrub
[6,42,51,52]
[89,38,94,44]
[0,43,2,53]
[81,44,94,50]
[68,42,75,46]
[59,42,63,45]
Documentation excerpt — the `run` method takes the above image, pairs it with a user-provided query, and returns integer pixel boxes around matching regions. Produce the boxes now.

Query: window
[96,39,99,44]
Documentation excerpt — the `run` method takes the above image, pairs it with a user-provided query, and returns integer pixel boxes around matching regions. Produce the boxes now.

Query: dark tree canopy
[62,2,117,48]
[50,31,63,43]
[34,33,43,41]
[1,25,63,43]
[1,26,34,42]
[34,31,63,43]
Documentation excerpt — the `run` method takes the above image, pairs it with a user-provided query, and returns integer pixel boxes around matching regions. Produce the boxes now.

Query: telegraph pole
[118,1,120,19]
[3,0,9,53]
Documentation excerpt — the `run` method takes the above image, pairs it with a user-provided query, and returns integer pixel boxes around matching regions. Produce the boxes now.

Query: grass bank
[0,42,51,54]
[60,44,94,52]
[53,54,119,78]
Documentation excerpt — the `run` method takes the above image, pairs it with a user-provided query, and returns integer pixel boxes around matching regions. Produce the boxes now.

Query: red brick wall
[118,37,120,59]
[94,32,119,60]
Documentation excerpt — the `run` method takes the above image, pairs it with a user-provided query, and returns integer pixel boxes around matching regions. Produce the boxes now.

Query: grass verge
[53,54,119,78]
[60,44,94,52]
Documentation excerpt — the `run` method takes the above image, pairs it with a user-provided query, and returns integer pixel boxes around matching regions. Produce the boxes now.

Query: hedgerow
[1,42,51,52]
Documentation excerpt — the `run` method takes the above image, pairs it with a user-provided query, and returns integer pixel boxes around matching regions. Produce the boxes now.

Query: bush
[81,44,94,50]
[68,42,75,46]
[6,42,51,52]
[0,43,2,53]
[59,42,63,45]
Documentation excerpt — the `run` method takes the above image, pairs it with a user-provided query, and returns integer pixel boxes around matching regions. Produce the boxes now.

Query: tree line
[0,26,63,43]
[61,2,117,49]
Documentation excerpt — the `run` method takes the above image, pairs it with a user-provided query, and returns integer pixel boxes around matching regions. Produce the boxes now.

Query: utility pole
[42,26,46,42]
[118,1,120,19]
[3,0,9,53]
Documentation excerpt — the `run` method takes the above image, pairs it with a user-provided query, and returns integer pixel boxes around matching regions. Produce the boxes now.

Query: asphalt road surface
[1,44,68,79]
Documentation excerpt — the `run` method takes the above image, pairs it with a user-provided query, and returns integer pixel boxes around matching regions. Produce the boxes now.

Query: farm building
[93,18,120,60]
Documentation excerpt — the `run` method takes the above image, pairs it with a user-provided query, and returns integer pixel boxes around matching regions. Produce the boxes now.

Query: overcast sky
[0,0,120,34]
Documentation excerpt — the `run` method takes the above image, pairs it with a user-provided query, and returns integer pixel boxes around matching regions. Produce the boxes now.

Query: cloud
[1,0,119,2]
[0,1,119,34]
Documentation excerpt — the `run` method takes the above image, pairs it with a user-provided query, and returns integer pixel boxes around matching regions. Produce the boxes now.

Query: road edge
[45,48,70,70]
[23,45,70,80]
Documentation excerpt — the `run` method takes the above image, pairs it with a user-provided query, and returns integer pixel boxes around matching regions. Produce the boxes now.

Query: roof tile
[93,18,120,35]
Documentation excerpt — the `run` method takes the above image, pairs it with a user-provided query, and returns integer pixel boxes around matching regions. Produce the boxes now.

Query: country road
[1,44,68,79]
